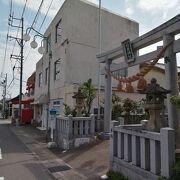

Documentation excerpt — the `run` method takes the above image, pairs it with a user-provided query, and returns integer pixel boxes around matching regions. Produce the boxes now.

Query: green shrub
[80,78,96,116]
[112,93,123,120]
[63,103,72,116]
[172,160,180,180]
[170,96,180,109]
[123,98,138,115]
[107,170,129,180]
[112,104,123,120]
[158,155,180,180]
[158,176,169,180]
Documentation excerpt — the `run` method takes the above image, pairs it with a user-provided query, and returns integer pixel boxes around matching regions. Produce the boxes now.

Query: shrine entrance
[97,14,180,146]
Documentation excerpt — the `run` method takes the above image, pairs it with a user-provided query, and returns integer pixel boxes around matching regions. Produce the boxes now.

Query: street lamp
[24,28,46,52]
[23,33,31,42]
[38,40,46,54]
[24,29,47,55]
[30,39,38,49]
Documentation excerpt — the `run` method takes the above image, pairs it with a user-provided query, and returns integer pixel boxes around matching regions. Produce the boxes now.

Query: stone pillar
[163,34,179,146]
[104,60,112,133]
[68,115,73,138]
[160,128,175,178]
[90,114,95,135]
[109,120,119,169]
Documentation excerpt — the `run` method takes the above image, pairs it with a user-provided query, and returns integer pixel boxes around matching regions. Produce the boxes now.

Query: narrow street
[0,120,53,180]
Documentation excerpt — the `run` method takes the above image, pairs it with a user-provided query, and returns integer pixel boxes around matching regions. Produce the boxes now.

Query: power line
[38,0,53,32]
[28,0,44,33]
[7,0,45,89]
[10,0,13,16]
[4,0,27,89]
[11,0,28,56]
[24,0,53,64]
[0,0,13,75]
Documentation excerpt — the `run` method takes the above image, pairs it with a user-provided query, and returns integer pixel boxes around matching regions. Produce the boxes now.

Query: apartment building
[34,0,139,128]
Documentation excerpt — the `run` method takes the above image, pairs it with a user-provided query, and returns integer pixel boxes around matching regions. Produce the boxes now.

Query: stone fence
[110,121,175,180]
[55,114,95,149]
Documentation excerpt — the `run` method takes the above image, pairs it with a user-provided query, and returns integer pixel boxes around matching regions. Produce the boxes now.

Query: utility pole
[97,0,102,120]
[19,17,24,124]
[8,16,24,124]
[2,74,7,119]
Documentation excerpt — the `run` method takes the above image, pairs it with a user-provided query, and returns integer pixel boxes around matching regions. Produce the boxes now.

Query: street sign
[49,108,58,116]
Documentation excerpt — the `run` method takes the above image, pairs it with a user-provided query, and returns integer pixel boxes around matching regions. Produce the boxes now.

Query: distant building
[140,62,180,91]
[26,72,36,98]
[34,0,139,128]
[10,72,35,124]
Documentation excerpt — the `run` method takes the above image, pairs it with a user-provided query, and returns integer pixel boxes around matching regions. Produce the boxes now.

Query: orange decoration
[117,81,125,92]
[127,77,132,82]
[132,75,138,81]
[137,77,147,89]
[147,64,153,68]
[126,83,134,93]
[140,70,147,75]
[144,67,151,71]
[106,40,173,93]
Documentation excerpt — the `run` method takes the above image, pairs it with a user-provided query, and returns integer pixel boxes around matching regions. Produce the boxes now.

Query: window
[39,72,42,87]
[54,59,61,80]
[46,34,51,53]
[45,67,48,85]
[53,101,60,106]
[55,20,62,43]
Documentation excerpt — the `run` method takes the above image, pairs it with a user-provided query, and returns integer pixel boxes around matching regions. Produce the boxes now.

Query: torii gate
[97,14,180,143]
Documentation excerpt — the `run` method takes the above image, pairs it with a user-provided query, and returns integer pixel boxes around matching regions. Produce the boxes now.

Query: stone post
[67,115,73,149]
[163,34,179,147]
[109,120,119,169]
[160,128,175,178]
[68,115,73,138]
[118,117,124,125]
[90,114,95,135]
[104,60,112,133]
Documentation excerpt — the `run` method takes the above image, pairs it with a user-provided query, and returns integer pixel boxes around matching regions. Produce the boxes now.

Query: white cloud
[125,7,134,16]
[137,0,179,14]
[139,24,151,36]
[87,0,99,4]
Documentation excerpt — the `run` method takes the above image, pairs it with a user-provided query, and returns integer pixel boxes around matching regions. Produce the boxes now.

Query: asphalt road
[0,120,53,180]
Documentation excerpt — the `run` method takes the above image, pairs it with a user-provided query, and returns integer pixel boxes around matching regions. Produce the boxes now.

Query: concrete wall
[35,57,48,100]
[35,0,139,119]
[64,0,139,86]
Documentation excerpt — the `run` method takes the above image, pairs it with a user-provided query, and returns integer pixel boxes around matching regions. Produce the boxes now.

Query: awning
[31,101,39,105]
[31,95,48,105]
[12,98,34,105]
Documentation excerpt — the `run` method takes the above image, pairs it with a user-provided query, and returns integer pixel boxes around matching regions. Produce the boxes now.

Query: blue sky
[0,0,180,98]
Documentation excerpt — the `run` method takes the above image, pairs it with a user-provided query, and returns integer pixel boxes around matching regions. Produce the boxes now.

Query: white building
[34,0,139,128]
